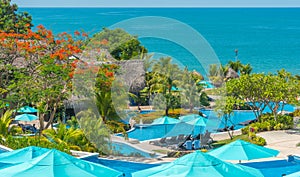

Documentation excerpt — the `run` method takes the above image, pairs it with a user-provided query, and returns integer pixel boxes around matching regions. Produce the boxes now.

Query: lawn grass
[212,134,250,148]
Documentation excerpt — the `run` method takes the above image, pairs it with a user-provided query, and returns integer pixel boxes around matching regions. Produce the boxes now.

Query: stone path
[257,130,300,158]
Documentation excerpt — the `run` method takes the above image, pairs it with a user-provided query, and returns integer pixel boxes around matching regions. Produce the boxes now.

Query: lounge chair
[149,137,167,147]
[192,139,201,149]
[200,132,213,149]
[166,136,178,145]
[183,140,193,150]
[177,134,186,143]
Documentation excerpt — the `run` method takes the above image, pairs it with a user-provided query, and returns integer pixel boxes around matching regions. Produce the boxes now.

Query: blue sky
[12,0,300,7]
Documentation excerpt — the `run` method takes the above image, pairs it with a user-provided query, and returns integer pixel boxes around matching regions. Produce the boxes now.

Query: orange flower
[100,39,109,45]
[74,31,80,36]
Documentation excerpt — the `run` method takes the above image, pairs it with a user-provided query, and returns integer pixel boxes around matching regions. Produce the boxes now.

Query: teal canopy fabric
[208,139,279,160]
[186,117,206,126]
[179,114,205,123]
[151,116,180,125]
[285,171,300,177]
[0,149,123,177]
[0,146,49,169]
[17,106,38,113]
[15,114,38,122]
[132,150,264,177]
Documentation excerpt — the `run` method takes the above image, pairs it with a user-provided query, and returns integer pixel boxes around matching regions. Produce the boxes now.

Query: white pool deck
[111,129,300,163]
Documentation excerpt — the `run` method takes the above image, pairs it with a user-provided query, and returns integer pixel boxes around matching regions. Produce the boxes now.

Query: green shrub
[291,109,300,117]
[251,136,266,146]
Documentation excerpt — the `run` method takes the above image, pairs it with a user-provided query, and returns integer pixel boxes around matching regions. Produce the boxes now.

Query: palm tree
[42,123,87,151]
[0,110,21,140]
[180,68,203,112]
[151,57,181,115]
[240,64,252,75]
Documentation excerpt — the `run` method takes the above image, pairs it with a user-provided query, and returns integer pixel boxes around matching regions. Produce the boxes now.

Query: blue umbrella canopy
[17,106,38,113]
[151,116,180,125]
[0,149,123,177]
[208,139,279,161]
[15,114,38,122]
[186,117,206,126]
[179,114,205,123]
[285,171,300,177]
[132,150,264,177]
[0,146,49,169]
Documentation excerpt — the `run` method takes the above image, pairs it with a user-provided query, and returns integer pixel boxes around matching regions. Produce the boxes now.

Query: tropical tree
[90,28,147,60]
[0,0,33,34]
[180,67,203,112]
[225,71,300,121]
[94,64,120,122]
[215,96,244,139]
[42,123,90,151]
[0,110,21,142]
[0,26,86,130]
[77,109,111,154]
[151,57,181,115]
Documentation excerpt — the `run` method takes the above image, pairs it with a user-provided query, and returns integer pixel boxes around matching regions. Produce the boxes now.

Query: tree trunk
[165,107,169,116]
[189,103,193,113]
[44,103,58,129]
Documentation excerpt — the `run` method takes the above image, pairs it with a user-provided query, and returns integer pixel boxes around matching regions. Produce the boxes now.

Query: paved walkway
[257,130,300,158]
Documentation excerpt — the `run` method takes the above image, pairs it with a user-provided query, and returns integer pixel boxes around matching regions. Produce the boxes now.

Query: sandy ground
[257,130,300,158]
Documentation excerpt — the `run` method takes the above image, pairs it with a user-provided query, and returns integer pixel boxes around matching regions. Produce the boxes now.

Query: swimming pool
[111,141,159,158]
[242,158,300,177]
[82,156,159,177]
[123,110,257,141]
[0,148,7,153]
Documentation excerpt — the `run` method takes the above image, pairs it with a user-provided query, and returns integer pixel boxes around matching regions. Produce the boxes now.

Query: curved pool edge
[111,137,165,158]
[0,144,13,152]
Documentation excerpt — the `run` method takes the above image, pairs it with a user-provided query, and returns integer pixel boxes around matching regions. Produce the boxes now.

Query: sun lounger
[166,136,178,145]
[177,134,186,143]
[149,137,167,147]
[200,132,213,149]
[183,140,193,150]
[192,140,201,149]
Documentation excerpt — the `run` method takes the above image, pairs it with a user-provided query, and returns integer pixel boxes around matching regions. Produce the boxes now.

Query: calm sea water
[21,8,300,75]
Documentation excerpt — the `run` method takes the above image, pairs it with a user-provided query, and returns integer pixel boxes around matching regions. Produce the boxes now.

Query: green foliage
[291,109,300,117]
[0,0,33,33]
[42,123,94,152]
[91,28,147,60]
[77,109,111,155]
[241,114,293,135]
[225,70,300,120]
[212,134,266,147]
[106,120,128,139]
[0,110,21,139]
[3,135,70,153]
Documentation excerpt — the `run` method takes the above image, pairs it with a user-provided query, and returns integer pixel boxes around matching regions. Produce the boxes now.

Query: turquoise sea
[21,8,300,75]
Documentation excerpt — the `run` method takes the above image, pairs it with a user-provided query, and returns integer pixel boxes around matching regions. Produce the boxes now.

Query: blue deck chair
[193,140,201,150]
[183,140,193,150]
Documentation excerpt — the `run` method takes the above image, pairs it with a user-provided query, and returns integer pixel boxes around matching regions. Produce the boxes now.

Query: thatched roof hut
[226,67,239,80]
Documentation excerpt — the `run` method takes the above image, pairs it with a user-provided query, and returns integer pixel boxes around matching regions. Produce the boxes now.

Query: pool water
[124,110,257,141]
[0,148,7,153]
[242,159,300,177]
[82,156,159,177]
[111,141,158,158]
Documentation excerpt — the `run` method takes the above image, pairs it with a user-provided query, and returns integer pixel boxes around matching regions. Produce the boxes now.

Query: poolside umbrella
[285,171,300,177]
[0,146,49,169]
[151,116,180,135]
[208,139,279,161]
[15,114,38,122]
[186,117,207,135]
[132,150,264,177]
[0,149,123,177]
[17,106,38,113]
[179,114,206,123]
